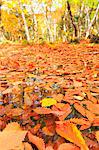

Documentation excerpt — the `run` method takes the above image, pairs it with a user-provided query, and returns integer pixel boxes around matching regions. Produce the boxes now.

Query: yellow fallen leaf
[41,98,57,107]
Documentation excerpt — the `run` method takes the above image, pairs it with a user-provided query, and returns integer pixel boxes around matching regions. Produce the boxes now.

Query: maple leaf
[41,98,57,107]
[0,122,27,150]
[56,121,89,150]
[28,131,45,150]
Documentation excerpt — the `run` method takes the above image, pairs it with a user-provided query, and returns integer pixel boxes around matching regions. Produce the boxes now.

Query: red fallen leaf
[56,121,89,150]
[58,143,80,150]
[74,103,95,122]
[28,131,45,150]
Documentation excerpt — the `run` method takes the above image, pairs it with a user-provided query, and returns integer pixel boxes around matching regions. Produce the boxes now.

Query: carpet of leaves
[0,41,99,150]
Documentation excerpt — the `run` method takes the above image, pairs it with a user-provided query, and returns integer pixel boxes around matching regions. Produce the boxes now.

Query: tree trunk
[67,0,78,37]
[0,0,6,42]
[19,1,30,42]
[86,2,99,38]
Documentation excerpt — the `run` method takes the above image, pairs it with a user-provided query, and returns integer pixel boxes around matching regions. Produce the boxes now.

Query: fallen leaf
[23,142,33,150]
[73,80,82,87]
[96,131,99,142]
[58,143,80,150]
[56,121,89,150]
[73,95,83,101]
[28,131,45,150]
[0,122,27,150]
[41,98,57,107]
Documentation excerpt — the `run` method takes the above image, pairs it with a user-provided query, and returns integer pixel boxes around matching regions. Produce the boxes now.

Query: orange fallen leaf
[96,131,99,142]
[23,142,33,150]
[42,126,54,136]
[28,131,45,150]
[58,143,80,150]
[74,103,95,122]
[56,121,89,150]
[0,122,27,150]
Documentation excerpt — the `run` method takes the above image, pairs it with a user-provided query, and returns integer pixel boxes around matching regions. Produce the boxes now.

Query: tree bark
[0,0,6,41]
[19,1,31,42]
[67,0,78,37]
[86,2,99,38]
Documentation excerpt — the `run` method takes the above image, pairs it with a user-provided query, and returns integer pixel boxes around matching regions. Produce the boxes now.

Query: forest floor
[0,41,99,150]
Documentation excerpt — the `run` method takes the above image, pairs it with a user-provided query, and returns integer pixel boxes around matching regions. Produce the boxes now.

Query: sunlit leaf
[56,121,89,150]
[0,122,27,150]
[41,98,57,107]
[96,131,99,142]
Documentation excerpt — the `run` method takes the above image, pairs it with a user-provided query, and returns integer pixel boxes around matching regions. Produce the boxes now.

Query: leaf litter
[0,42,99,150]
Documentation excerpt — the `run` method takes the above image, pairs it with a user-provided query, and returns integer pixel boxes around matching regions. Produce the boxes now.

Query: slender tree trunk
[53,19,57,42]
[18,1,30,42]
[45,6,53,42]
[78,2,84,38]
[31,1,38,41]
[86,2,99,38]
[67,0,78,37]
[0,0,6,41]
